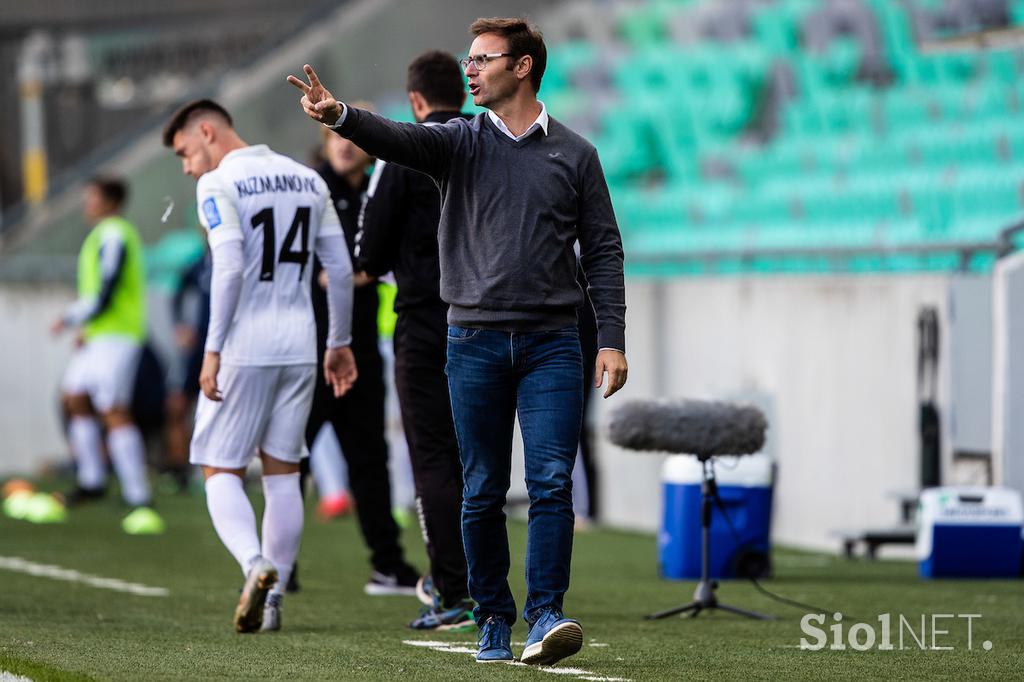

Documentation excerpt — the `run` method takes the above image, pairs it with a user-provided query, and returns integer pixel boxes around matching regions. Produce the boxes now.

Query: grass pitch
[1,483,1021,681]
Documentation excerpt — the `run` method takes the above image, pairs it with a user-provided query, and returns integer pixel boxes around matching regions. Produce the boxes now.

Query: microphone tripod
[645,457,775,621]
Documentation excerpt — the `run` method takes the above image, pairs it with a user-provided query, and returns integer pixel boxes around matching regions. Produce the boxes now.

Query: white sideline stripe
[1,672,33,682]
[536,669,593,676]
[773,557,833,568]
[401,640,631,682]
[0,556,169,597]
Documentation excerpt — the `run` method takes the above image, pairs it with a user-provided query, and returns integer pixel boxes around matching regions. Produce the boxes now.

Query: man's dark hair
[407,50,465,110]
[161,99,233,147]
[87,175,128,208]
[469,17,546,93]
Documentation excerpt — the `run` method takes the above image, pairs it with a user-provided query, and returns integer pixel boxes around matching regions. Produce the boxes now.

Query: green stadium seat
[536,0,1024,275]
[1012,0,1024,25]
[986,50,1020,83]
[751,7,802,54]
[617,1,681,47]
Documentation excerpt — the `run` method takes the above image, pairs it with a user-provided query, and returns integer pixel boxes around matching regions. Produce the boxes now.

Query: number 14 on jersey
[251,205,311,281]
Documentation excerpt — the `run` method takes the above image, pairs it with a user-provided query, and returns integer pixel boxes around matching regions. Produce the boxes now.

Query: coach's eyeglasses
[460,53,515,71]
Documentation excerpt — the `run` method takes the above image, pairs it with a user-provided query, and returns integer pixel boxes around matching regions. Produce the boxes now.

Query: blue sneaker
[476,615,513,663]
[409,599,476,632]
[521,609,583,666]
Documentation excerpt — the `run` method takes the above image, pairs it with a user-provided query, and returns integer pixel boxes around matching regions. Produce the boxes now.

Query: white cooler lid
[916,486,1024,559]
[662,453,773,487]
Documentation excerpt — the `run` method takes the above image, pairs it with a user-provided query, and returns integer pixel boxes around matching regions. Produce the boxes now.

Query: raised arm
[287,64,458,179]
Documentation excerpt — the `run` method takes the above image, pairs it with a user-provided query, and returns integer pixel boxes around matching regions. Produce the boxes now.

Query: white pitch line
[773,557,833,568]
[0,556,169,597]
[403,640,450,647]
[1,672,33,682]
[401,640,631,682]
[536,668,631,681]
[536,668,592,676]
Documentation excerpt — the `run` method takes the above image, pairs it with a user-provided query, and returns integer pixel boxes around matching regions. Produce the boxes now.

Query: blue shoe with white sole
[521,609,583,666]
[476,615,513,662]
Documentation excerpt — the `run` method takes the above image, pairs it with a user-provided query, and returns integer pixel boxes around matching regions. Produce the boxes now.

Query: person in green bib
[52,176,164,535]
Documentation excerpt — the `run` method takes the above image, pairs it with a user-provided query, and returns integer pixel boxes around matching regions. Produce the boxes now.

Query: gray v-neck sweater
[335,107,626,352]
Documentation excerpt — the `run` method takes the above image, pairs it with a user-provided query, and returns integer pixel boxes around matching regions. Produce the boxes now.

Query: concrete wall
[589,274,952,552]
[0,284,77,475]
[0,273,970,552]
[992,252,1024,495]
[0,283,183,477]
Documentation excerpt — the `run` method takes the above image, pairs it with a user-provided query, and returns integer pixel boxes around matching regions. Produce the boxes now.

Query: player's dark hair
[87,175,128,208]
[469,17,546,92]
[406,51,465,110]
[161,99,234,147]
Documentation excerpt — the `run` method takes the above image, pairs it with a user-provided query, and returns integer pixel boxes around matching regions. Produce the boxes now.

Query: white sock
[69,416,106,489]
[261,473,304,597]
[205,473,262,576]
[107,425,151,507]
[310,425,348,498]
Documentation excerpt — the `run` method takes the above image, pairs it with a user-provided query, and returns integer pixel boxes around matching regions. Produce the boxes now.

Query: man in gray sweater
[289,16,627,666]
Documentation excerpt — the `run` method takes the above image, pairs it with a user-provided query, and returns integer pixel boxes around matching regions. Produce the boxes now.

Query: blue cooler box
[917,486,1023,579]
[659,454,773,580]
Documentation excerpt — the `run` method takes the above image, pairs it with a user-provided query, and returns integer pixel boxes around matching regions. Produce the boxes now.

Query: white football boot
[234,557,278,633]
[261,593,283,632]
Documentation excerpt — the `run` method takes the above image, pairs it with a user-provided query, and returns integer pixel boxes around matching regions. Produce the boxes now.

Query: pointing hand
[287,64,343,126]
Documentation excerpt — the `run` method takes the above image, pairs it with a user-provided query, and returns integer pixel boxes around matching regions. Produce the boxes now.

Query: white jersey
[196,144,343,365]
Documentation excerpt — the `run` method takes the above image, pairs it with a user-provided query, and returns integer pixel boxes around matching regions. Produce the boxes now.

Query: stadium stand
[0,0,338,229]
[3,0,1024,279]
[538,0,1024,273]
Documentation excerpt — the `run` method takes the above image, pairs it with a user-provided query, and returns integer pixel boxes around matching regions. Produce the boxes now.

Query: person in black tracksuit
[355,52,475,629]
[305,129,419,594]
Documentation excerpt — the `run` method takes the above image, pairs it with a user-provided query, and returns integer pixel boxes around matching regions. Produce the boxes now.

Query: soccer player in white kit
[163,99,358,633]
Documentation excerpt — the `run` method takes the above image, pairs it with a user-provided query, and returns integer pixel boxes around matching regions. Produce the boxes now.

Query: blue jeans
[446,326,583,626]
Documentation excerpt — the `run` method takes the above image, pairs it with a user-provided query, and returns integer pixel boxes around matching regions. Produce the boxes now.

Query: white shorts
[190,363,316,469]
[61,336,142,412]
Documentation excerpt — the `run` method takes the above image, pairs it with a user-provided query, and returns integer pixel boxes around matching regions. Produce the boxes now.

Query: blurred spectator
[52,175,163,533]
[303,117,420,594]
[162,247,211,492]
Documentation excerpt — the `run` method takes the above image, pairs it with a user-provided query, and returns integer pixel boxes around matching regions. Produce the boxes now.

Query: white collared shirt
[487,101,549,141]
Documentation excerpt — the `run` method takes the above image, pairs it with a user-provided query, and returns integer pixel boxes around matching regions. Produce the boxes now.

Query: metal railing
[625,219,1024,275]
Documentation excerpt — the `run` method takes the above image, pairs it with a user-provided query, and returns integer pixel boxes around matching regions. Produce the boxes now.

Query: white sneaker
[415,575,436,607]
[234,558,278,633]
[363,569,417,596]
[261,593,282,632]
